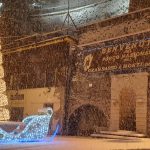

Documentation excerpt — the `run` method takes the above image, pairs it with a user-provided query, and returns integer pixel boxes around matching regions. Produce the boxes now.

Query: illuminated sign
[83,39,150,72]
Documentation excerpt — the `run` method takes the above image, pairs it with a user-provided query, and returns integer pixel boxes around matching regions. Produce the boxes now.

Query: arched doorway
[119,88,136,131]
[68,104,107,136]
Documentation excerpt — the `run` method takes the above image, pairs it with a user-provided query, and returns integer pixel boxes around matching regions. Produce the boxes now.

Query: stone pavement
[0,136,150,150]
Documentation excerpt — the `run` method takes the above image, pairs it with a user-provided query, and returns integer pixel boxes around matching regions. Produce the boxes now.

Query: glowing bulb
[0,94,8,106]
[0,67,4,78]
[0,53,2,64]
[0,108,9,120]
[0,79,6,93]
[0,108,53,142]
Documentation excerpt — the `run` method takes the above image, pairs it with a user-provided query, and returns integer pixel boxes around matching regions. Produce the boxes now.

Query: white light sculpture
[0,107,53,142]
[0,41,10,121]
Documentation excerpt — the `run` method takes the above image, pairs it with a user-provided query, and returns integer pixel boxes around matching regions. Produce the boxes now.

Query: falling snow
[0,0,150,149]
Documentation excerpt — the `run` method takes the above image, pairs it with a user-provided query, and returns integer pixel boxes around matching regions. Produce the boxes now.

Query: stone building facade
[66,31,149,136]
[129,0,150,12]
[2,35,76,132]
[64,8,150,136]
[0,0,150,136]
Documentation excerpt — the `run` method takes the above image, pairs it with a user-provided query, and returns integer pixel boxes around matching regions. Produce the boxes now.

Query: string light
[0,107,53,142]
[0,40,9,121]
[0,67,4,78]
[0,80,6,93]
[0,52,2,64]
[0,108,9,120]
[0,95,8,107]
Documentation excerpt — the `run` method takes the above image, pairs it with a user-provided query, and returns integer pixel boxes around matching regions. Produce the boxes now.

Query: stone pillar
[110,76,120,131]
[135,73,149,134]
[62,39,77,135]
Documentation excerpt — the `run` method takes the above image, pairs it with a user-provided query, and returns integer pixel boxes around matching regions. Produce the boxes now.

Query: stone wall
[66,45,112,132]
[66,70,111,134]
[78,8,150,45]
[68,74,111,120]
[129,0,150,12]
[66,30,150,135]
[3,41,69,90]
[0,0,33,44]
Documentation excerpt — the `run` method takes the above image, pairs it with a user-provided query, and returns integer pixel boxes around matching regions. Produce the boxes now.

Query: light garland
[0,95,8,106]
[0,41,9,121]
[0,108,9,120]
[0,107,53,142]
[0,67,4,79]
[0,80,6,93]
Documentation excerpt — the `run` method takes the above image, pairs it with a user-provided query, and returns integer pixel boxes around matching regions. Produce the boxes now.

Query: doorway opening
[119,88,136,131]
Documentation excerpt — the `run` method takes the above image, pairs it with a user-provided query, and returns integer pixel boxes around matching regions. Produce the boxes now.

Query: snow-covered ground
[0,136,150,150]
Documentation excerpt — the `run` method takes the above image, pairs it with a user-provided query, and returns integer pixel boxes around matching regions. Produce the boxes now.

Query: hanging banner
[83,38,150,72]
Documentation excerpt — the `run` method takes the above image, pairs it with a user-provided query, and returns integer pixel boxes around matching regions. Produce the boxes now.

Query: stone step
[91,134,141,140]
[91,130,146,139]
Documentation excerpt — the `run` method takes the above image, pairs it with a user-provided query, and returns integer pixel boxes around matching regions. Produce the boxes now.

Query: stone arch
[68,104,108,136]
[68,101,109,120]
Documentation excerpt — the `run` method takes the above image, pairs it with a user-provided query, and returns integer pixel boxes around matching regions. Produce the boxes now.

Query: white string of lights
[0,108,53,142]
[0,40,9,121]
